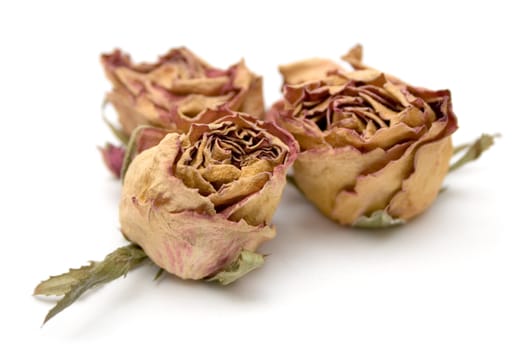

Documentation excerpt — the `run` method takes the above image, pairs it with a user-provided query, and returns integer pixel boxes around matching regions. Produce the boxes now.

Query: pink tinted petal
[99,143,126,178]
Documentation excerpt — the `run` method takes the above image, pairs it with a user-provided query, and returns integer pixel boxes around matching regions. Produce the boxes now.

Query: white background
[1,1,523,349]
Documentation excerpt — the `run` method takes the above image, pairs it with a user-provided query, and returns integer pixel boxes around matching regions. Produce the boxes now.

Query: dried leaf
[34,262,96,296]
[120,125,150,180]
[450,133,499,172]
[353,210,405,228]
[206,251,264,285]
[153,267,165,281]
[34,244,148,325]
[102,98,130,145]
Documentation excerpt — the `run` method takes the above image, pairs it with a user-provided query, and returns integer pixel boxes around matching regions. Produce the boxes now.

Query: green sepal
[353,210,405,228]
[450,133,499,172]
[153,267,165,281]
[206,251,265,285]
[102,98,130,145]
[34,244,148,325]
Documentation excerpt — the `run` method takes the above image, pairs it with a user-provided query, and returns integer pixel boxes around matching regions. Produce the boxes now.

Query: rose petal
[293,145,406,217]
[123,133,215,215]
[386,136,453,220]
[279,58,344,84]
[208,172,270,208]
[99,143,125,178]
[331,119,449,224]
[121,206,275,280]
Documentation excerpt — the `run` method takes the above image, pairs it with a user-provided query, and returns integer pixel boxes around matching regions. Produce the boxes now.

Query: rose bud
[101,47,264,138]
[119,114,297,280]
[269,45,458,227]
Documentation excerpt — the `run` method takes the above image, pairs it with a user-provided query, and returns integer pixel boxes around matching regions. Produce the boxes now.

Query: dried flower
[119,114,297,279]
[269,45,458,226]
[101,47,264,136]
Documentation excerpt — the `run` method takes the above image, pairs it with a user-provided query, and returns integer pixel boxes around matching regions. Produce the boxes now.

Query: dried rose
[269,45,458,226]
[119,113,297,280]
[101,47,264,137]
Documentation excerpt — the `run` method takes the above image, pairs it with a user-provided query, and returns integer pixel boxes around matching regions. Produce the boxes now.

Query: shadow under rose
[50,176,469,337]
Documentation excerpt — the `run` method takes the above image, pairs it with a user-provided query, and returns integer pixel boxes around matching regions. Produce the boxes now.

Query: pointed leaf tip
[353,210,405,228]
[206,251,265,285]
[102,98,130,145]
[36,244,148,325]
[450,133,500,172]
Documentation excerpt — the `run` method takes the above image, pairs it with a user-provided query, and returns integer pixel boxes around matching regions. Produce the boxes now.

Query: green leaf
[353,210,405,228]
[153,267,165,281]
[102,98,130,145]
[206,251,265,285]
[450,133,500,172]
[120,125,150,181]
[34,262,96,296]
[34,244,148,325]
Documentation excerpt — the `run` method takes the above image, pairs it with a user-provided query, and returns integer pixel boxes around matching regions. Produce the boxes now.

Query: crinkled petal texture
[102,47,264,137]
[269,46,458,225]
[119,114,297,279]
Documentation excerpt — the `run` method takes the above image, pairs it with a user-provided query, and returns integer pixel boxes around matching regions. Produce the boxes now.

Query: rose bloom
[101,47,264,137]
[269,45,458,225]
[119,114,297,280]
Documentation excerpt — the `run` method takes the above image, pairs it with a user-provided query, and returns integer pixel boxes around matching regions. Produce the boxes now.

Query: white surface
[1,1,523,349]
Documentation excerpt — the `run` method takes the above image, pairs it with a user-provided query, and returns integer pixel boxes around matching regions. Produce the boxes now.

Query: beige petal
[224,166,287,226]
[325,122,423,151]
[239,75,265,118]
[232,59,253,90]
[334,69,384,84]
[122,133,215,216]
[387,136,452,220]
[331,147,414,224]
[383,82,411,107]
[330,119,449,224]
[303,97,332,117]
[106,89,161,136]
[277,115,327,150]
[121,203,275,279]
[169,76,230,95]
[359,92,399,120]
[199,164,241,185]
[340,45,406,85]
[364,120,377,139]
[392,105,426,128]
[364,122,425,150]
[293,146,396,217]
[208,173,269,208]
[175,164,216,196]
[240,159,273,177]
[279,58,344,84]
[341,44,367,70]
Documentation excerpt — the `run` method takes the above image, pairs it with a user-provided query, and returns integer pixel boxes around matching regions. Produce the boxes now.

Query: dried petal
[99,143,125,178]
